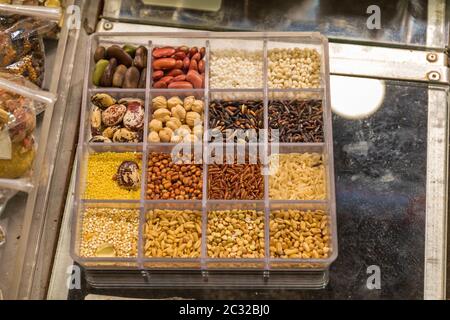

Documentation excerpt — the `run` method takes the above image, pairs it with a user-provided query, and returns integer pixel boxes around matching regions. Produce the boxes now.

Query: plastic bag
[0,188,17,218]
[0,82,36,180]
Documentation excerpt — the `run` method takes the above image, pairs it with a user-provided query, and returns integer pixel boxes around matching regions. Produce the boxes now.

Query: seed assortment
[208,161,264,200]
[268,48,321,89]
[152,46,205,89]
[80,208,139,257]
[145,209,202,258]
[93,44,148,88]
[209,100,263,142]
[90,93,145,143]
[147,153,203,200]
[149,96,204,143]
[269,153,326,200]
[84,152,141,200]
[270,210,330,259]
[207,210,265,259]
[269,100,323,143]
[210,49,263,88]
[76,34,335,271]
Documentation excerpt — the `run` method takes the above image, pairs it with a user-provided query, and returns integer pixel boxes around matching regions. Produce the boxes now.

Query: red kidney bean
[153,47,176,59]
[174,60,183,69]
[198,60,205,73]
[172,74,186,82]
[153,58,176,70]
[191,52,201,62]
[173,51,187,60]
[168,81,193,89]
[200,47,206,58]
[152,70,164,80]
[183,57,190,71]
[153,80,168,88]
[189,59,198,71]
[160,76,174,85]
[189,47,198,58]
[166,69,184,77]
[186,70,202,89]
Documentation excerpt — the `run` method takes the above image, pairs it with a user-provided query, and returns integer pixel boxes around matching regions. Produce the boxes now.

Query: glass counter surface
[103,0,436,48]
[68,79,428,300]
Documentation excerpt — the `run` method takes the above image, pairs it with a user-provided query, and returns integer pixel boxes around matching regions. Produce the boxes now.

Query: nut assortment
[270,210,330,259]
[80,208,139,257]
[76,35,335,269]
[145,209,202,258]
[149,96,204,143]
[207,210,265,259]
[152,46,205,89]
[90,93,144,143]
[147,153,203,200]
[93,44,148,88]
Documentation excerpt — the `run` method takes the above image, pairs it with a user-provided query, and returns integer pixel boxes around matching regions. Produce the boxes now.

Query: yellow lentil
[80,208,139,257]
[84,152,141,200]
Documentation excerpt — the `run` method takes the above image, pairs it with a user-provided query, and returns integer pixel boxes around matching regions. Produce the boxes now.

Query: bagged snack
[0,82,36,179]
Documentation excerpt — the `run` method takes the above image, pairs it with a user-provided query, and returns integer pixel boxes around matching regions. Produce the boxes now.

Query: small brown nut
[171,104,186,122]
[167,96,183,109]
[152,96,167,110]
[148,131,160,143]
[159,127,173,142]
[166,117,182,131]
[149,119,163,132]
[191,100,204,113]
[183,96,195,111]
[185,111,201,127]
[153,108,171,123]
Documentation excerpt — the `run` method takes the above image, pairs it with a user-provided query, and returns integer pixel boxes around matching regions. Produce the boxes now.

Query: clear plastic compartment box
[72,32,337,289]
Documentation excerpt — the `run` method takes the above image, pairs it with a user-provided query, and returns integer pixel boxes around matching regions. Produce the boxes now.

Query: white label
[0,128,12,160]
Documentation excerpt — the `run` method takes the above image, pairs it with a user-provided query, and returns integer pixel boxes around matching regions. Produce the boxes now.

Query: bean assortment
[152,46,205,89]
[147,152,203,200]
[209,100,263,142]
[93,44,148,88]
[269,100,323,143]
[207,210,265,259]
[145,209,202,258]
[78,37,335,266]
[90,93,145,143]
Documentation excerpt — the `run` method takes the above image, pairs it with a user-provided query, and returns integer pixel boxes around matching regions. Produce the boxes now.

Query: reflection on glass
[330,75,385,119]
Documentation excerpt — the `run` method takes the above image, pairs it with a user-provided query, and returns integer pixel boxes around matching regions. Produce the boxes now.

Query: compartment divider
[201,39,211,272]
[263,39,270,271]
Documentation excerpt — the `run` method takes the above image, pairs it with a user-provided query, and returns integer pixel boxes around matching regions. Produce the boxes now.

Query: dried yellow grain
[84,152,141,200]
[269,153,326,200]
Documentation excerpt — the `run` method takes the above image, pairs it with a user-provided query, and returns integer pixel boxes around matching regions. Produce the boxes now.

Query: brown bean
[160,76,174,85]
[200,73,205,88]
[138,68,147,88]
[173,51,186,60]
[186,70,202,89]
[177,46,189,54]
[106,45,133,67]
[153,80,168,88]
[123,66,140,88]
[189,59,198,71]
[166,69,183,77]
[112,64,127,87]
[168,81,193,89]
[174,60,183,69]
[172,74,186,82]
[152,70,164,80]
[198,60,205,73]
[189,47,198,58]
[94,46,106,62]
[153,47,175,59]
[183,57,190,71]
[153,58,176,70]
[100,58,117,87]
[200,47,206,58]
[191,52,201,62]
[134,46,148,70]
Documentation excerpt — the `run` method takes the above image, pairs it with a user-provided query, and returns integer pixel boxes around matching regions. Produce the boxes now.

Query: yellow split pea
[84,152,141,200]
